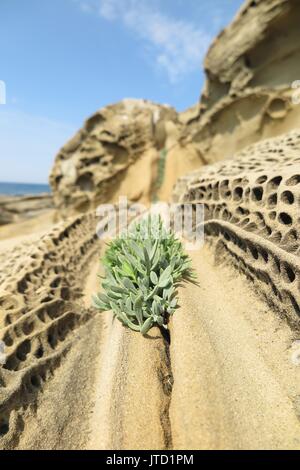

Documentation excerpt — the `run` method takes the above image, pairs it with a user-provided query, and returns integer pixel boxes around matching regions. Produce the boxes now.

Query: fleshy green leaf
[141,317,154,336]
[150,271,158,285]
[92,214,196,335]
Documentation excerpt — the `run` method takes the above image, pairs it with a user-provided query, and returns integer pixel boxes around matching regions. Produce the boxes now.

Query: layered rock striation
[181,0,300,163]
[0,195,53,226]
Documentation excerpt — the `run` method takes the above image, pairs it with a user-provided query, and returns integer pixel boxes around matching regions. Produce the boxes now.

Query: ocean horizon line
[0,181,51,196]
[0,180,50,186]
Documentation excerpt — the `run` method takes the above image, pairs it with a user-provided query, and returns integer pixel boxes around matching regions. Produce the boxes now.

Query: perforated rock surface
[175,130,300,326]
[0,212,100,447]
[50,99,178,216]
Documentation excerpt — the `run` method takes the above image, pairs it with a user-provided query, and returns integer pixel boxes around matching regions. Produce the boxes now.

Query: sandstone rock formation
[0,194,53,226]
[174,130,300,327]
[0,212,100,448]
[50,99,183,216]
[181,0,300,163]
[49,1,300,217]
[2,0,300,451]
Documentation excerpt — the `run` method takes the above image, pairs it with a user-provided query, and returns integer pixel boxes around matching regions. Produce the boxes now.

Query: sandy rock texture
[1,0,300,451]
[181,0,300,162]
[1,197,299,449]
[50,99,186,215]
[0,194,53,226]
[170,244,300,450]
[0,212,100,448]
[0,213,174,450]
[175,130,300,326]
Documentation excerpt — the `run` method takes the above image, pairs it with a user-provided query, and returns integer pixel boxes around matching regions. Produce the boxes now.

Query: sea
[0,181,51,196]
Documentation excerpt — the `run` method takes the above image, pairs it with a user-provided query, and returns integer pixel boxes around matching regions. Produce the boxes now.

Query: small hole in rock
[31,375,40,388]
[267,176,282,190]
[35,346,44,359]
[278,212,292,225]
[256,175,267,184]
[284,265,296,283]
[268,193,277,207]
[233,187,243,200]
[0,421,9,436]
[16,339,31,361]
[252,187,263,201]
[281,191,294,205]
[286,175,300,186]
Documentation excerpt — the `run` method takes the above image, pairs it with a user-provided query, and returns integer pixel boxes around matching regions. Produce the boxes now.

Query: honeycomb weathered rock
[0,212,100,447]
[50,99,179,216]
[175,130,300,326]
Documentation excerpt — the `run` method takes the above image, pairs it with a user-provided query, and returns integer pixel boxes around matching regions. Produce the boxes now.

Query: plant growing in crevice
[93,215,195,336]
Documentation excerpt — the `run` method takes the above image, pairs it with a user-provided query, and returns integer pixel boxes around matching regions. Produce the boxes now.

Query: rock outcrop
[0,195,53,226]
[181,0,300,163]
[0,212,100,448]
[173,0,300,336]
[2,0,300,451]
[49,99,181,216]
[48,1,300,217]
[174,130,300,327]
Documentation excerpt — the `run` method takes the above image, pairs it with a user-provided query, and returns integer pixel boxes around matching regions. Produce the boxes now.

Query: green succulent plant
[92,215,195,336]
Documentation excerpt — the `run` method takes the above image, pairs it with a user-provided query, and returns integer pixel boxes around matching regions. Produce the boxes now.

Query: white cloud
[75,0,212,83]
[98,0,119,19]
[0,108,76,183]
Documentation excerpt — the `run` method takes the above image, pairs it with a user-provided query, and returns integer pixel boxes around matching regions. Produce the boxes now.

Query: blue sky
[0,0,244,183]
